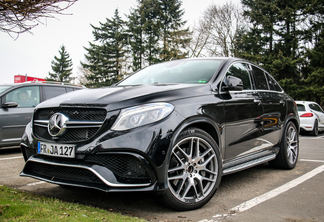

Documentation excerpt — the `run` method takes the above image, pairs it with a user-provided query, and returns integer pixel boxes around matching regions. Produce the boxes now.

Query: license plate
[38,142,75,158]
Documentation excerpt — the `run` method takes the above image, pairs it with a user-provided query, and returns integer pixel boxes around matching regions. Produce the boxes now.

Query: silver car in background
[0,82,84,148]
[296,101,324,136]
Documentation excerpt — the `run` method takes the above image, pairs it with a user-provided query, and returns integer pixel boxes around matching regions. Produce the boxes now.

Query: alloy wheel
[286,125,298,165]
[167,136,218,203]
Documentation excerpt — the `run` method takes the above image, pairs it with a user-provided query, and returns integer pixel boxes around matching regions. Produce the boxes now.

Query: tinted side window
[297,104,305,112]
[252,66,269,90]
[5,86,40,108]
[309,104,323,112]
[225,63,252,90]
[43,86,66,100]
[266,73,282,91]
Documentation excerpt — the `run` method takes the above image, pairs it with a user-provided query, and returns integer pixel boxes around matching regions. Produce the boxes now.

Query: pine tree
[82,9,126,87]
[126,5,146,71]
[47,45,73,82]
[125,0,190,67]
[158,0,190,61]
[237,0,308,79]
[141,0,161,65]
[236,0,323,106]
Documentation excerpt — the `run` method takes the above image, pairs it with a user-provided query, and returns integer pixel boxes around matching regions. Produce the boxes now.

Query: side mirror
[222,76,243,91]
[2,102,18,108]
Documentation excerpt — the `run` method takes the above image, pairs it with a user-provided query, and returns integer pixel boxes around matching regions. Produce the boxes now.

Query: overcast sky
[0,0,229,84]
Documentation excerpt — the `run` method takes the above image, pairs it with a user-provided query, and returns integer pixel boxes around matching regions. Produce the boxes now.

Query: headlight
[111,103,174,131]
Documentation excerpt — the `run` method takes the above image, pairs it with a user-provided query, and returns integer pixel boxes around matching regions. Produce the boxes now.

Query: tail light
[300,113,313,117]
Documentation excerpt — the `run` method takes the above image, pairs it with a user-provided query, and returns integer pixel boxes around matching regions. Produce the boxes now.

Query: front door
[0,86,39,147]
[221,62,264,161]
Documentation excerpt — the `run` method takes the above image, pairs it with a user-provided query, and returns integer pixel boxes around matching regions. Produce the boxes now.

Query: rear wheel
[159,128,222,211]
[310,120,318,136]
[269,122,299,169]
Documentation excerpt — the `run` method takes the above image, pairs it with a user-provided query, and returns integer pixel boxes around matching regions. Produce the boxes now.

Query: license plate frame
[38,142,75,158]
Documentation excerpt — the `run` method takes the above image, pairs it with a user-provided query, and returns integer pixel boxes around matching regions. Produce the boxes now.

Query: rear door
[250,65,287,146]
[41,86,67,101]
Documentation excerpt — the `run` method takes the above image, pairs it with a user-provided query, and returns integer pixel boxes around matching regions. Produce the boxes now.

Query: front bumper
[20,151,158,192]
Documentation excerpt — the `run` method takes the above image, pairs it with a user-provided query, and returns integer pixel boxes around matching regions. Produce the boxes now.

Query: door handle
[254,99,262,105]
[280,100,285,106]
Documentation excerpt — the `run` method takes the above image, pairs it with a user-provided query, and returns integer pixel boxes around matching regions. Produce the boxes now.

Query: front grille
[33,107,107,143]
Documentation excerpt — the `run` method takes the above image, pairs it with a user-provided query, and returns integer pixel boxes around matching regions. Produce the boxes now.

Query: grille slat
[35,108,106,121]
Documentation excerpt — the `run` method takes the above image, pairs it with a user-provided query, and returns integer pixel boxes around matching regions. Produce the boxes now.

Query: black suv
[20,58,299,210]
[0,82,84,148]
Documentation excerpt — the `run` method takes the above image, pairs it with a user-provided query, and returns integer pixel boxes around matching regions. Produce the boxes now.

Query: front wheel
[159,128,222,211]
[269,122,299,169]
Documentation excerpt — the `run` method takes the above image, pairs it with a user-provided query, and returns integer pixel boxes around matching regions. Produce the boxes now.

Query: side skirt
[222,150,277,175]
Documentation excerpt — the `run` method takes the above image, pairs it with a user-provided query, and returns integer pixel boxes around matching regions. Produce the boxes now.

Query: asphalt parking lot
[1,133,323,222]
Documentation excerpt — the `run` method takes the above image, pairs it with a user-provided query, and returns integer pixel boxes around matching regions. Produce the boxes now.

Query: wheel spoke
[176,145,189,160]
[201,153,215,168]
[176,178,187,195]
[169,173,186,181]
[181,179,193,198]
[168,165,184,173]
[195,176,205,197]
[201,168,217,176]
[198,147,212,162]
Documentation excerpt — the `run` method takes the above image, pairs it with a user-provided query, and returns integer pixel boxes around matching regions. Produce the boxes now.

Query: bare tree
[189,1,247,57]
[0,0,77,37]
[187,21,210,57]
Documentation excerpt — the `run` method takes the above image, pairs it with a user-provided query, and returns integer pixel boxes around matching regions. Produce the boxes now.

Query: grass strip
[0,185,145,222]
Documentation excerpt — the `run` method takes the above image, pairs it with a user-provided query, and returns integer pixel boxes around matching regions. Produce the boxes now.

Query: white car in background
[296,101,324,136]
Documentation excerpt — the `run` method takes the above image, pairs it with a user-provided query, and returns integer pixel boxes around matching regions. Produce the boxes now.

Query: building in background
[14,75,45,83]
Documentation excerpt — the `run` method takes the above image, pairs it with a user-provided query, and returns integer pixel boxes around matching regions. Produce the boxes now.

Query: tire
[269,122,299,169]
[159,128,222,211]
[309,120,318,136]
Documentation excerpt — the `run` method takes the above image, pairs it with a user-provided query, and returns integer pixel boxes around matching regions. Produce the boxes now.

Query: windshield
[118,60,222,86]
[0,85,13,94]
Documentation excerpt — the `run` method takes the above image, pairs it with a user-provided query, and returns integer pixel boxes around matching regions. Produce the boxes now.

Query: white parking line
[199,164,324,222]
[300,159,324,163]
[0,156,23,161]
[26,181,46,186]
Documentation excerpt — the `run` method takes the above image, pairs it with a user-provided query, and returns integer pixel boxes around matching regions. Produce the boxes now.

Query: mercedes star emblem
[48,113,69,137]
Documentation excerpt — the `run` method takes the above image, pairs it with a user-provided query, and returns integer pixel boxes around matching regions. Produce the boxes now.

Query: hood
[37,84,211,110]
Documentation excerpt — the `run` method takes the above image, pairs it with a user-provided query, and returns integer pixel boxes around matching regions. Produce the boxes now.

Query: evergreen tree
[299,31,324,106]
[82,9,126,87]
[126,5,146,71]
[236,0,324,106]
[158,0,191,61]
[141,0,161,65]
[237,0,304,81]
[47,45,73,82]
[125,0,190,67]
